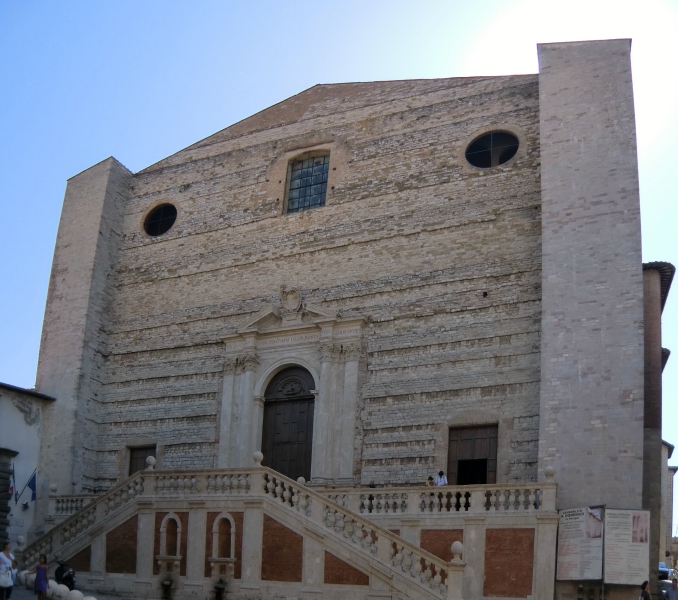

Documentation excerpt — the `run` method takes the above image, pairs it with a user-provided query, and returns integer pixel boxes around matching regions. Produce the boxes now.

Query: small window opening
[129,445,156,476]
[483,291,488,298]
[465,132,519,168]
[144,204,177,236]
[286,154,330,213]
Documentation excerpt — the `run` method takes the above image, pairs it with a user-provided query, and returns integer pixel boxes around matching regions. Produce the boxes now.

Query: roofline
[0,382,56,402]
[663,439,675,459]
[643,262,676,313]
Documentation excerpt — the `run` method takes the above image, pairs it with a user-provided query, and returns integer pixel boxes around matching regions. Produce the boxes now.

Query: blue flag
[27,472,36,501]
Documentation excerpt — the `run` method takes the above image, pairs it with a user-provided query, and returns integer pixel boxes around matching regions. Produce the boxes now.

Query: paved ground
[10,584,126,599]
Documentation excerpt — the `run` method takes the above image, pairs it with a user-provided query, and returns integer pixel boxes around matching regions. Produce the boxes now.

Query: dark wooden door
[261,367,316,481]
[447,425,497,485]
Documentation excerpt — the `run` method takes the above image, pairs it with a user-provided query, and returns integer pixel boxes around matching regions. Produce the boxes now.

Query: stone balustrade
[48,493,95,520]
[324,479,556,516]
[28,458,558,600]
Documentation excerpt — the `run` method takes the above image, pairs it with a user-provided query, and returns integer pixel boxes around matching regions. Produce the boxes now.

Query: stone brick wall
[483,528,535,598]
[105,515,137,574]
[420,529,464,562]
[323,551,369,585]
[67,545,91,573]
[70,74,542,488]
[537,40,645,509]
[260,514,302,582]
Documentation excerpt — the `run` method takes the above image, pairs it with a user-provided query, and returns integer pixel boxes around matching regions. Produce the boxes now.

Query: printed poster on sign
[603,509,649,585]
[556,507,603,580]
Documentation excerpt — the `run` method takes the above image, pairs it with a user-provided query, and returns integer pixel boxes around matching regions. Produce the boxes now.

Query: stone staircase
[19,456,468,600]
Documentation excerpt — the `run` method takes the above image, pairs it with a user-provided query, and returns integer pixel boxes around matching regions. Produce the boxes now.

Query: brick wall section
[323,551,369,585]
[261,514,302,582]
[68,74,542,488]
[420,529,463,562]
[483,528,534,598]
[204,511,243,578]
[105,515,137,574]
[153,512,188,576]
[67,545,91,572]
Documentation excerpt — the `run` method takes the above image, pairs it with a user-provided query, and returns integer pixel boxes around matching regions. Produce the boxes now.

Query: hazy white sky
[1,0,677,514]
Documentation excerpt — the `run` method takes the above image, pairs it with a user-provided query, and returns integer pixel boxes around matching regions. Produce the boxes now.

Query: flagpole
[15,468,37,503]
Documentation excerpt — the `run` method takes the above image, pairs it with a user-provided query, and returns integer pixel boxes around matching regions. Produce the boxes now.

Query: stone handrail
[22,471,146,566]
[259,469,463,598]
[323,480,556,516]
[24,463,464,599]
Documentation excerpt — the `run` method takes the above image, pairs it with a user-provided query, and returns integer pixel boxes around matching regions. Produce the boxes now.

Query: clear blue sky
[2,0,678,509]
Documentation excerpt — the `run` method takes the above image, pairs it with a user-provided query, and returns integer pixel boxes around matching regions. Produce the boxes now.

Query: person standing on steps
[28,554,48,600]
[0,541,15,600]
[435,471,448,486]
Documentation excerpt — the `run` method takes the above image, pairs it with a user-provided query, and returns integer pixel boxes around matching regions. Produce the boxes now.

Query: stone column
[240,499,264,591]
[337,344,362,484]
[311,345,337,483]
[252,396,265,454]
[534,514,558,600]
[462,517,486,600]
[302,531,324,590]
[135,504,155,580]
[186,504,206,582]
[217,359,238,468]
[643,266,663,591]
[236,354,259,467]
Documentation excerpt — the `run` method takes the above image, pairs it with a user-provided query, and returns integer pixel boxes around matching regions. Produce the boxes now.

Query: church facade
[20,39,673,600]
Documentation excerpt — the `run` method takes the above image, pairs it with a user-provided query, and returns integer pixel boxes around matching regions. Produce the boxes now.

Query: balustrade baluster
[423,560,432,587]
[335,510,345,536]
[355,526,364,547]
[403,548,412,575]
[326,506,335,529]
[376,495,383,513]
[395,544,404,569]
[433,567,442,593]
[414,554,423,581]
[274,478,282,499]
[299,493,308,514]
[345,516,354,539]
[528,488,536,509]
[283,483,292,506]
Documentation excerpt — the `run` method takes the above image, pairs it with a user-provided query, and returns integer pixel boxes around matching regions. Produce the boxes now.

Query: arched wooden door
[261,367,315,481]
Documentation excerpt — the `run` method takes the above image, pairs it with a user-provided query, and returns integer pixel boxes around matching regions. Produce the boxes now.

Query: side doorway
[261,366,315,481]
[447,425,497,485]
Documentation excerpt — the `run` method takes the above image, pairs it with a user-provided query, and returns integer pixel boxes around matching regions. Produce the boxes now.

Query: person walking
[435,471,448,486]
[29,554,48,600]
[0,541,15,600]
[663,578,678,600]
[640,580,651,600]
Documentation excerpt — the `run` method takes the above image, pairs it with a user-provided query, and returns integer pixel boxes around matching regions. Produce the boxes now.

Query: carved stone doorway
[261,367,315,481]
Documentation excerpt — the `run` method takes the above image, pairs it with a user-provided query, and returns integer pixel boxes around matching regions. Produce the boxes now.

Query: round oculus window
[465,131,519,168]
[144,203,177,236]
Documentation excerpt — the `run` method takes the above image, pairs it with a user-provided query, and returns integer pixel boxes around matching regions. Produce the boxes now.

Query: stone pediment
[235,303,338,334]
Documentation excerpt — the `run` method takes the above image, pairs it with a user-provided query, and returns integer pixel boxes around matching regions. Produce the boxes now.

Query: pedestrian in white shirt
[435,471,448,486]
